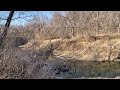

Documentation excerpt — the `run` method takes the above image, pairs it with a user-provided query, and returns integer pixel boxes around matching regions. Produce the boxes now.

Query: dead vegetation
[1,11,120,79]
[1,33,120,79]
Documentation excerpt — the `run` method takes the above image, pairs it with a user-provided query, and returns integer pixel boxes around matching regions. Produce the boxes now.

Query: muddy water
[49,58,120,79]
[71,61,120,78]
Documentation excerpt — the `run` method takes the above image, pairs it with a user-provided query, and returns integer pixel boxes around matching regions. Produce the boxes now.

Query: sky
[0,11,53,26]
[12,11,53,26]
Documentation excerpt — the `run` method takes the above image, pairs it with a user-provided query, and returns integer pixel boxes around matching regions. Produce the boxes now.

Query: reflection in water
[48,57,120,79]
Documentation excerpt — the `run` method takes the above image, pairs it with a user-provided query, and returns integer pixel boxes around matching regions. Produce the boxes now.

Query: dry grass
[18,33,120,61]
[1,32,120,79]
[2,11,120,79]
[51,34,120,61]
[0,41,55,79]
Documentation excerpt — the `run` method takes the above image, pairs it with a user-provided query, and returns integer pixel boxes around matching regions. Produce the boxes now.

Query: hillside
[20,34,120,61]
[1,11,120,79]
[0,34,120,79]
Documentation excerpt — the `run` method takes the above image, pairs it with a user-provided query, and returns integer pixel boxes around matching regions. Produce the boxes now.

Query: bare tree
[0,11,15,49]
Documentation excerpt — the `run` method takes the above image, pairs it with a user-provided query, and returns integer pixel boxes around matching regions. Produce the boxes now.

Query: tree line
[1,11,120,49]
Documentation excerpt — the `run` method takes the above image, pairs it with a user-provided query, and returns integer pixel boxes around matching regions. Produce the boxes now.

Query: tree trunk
[72,11,76,37]
[0,11,14,49]
[97,11,100,35]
